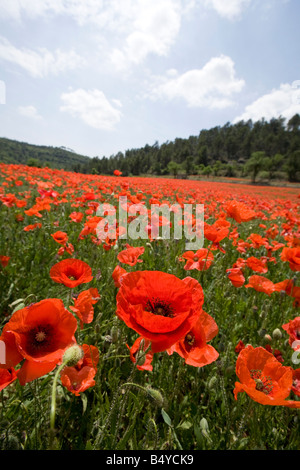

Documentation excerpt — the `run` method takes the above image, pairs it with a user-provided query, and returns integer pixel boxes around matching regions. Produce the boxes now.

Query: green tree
[183,155,194,176]
[245,151,267,183]
[27,157,41,168]
[264,153,284,180]
[285,150,300,182]
[167,160,180,178]
[202,165,212,178]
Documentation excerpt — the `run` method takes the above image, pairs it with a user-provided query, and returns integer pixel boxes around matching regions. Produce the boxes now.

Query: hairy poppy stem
[122,382,148,393]
[49,362,66,447]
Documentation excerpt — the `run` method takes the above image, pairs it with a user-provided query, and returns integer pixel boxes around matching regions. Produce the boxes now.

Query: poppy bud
[208,376,218,390]
[110,325,119,343]
[200,417,209,432]
[263,334,272,344]
[146,387,165,408]
[62,344,84,367]
[272,328,282,340]
[135,349,146,366]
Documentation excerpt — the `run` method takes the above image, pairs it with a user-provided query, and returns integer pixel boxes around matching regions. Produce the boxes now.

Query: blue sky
[0,0,299,159]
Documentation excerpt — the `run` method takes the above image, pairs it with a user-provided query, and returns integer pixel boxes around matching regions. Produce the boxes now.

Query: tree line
[74,114,300,182]
[0,114,299,182]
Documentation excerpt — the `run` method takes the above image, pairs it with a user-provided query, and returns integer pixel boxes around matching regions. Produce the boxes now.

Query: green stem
[50,363,66,434]
[122,382,148,393]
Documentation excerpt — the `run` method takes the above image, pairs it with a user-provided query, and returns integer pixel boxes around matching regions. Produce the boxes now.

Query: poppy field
[0,161,300,451]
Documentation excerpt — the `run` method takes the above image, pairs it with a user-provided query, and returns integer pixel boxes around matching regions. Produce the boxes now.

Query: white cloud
[148,55,245,109]
[18,105,42,119]
[233,83,300,123]
[204,0,251,20]
[110,0,181,70]
[0,36,84,77]
[60,88,122,130]
[0,1,183,69]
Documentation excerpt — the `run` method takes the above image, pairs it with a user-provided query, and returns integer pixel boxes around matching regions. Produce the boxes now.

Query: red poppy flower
[117,244,145,266]
[281,247,300,271]
[0,331,23,369]
[50,258,93,288]
[0,367,18,391]
[246,256,268,274]
[226,201,256,224]
[69,211,84,223]
[116,271,204,353]
[167,311,219,368]
[180,248,214,271]
[235,340,245,353]
[23,223,42,231]
[126,336,154,371]
[112,265,127,288]
[291,286,300,308]
[274,279,295,296]
[57,243,74,256]
[236,240,251,254]
[60,344,99,396]
[233,345,300,408]
[51,231,68,245]
[0,256,10,268]
[282,317,300,349]
[1,299,78,385]
[247,233,269,249]
[245,275,276,296]
[204,220,229,244]
[69,288,100,329]
[114,170,122,176]
[226,267,245,287]
[292,369,300,397]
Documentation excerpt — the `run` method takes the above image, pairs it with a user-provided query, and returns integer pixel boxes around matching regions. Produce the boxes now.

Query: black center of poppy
[65,268,79,280]
[146,298,174,317]
[27,324,54,354]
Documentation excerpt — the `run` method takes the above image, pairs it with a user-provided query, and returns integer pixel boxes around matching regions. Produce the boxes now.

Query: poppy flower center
[35,331,46,342]
[65,268,80,281]
[296,330,300,339]
[146,298,174,318]
[250,369,273,395]
[27,324,54,354]
[185,333,195,346]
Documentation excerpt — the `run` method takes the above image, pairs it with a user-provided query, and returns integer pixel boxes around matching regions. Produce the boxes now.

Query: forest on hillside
[1,114,300,182]
[75,114,300,183]
[0,138,90,170]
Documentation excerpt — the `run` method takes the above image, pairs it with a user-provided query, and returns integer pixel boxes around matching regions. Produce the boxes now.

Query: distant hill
[1,113,300,183]
[0,137,91,171]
